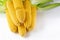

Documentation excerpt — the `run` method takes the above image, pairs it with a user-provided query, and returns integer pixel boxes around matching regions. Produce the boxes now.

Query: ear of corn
[18,25,26,37]
[16,8,25,23]
[24,0,32,28]
[27,6,37,32]
[6,9,18,33]
[12,0,23,9]
[6,0,20,26]
[12,0,26,23]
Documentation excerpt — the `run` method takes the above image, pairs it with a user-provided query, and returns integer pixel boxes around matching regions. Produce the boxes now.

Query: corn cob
[6,9,18,33]
[24,0,32,28]
[18,25,26,37]
[27,6,37,32]
[6,0,20,26]
[12,0,25,23]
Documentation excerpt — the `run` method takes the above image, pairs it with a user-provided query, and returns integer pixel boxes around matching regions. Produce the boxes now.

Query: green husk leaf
[38,3,60,10]
[31,0,53,5]
[0,0,6,13]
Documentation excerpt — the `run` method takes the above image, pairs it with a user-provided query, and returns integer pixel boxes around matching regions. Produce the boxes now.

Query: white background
[0,0,60,40]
